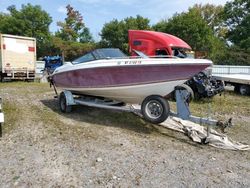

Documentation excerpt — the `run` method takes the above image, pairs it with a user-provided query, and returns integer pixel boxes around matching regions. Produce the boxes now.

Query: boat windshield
[72,53,95,64]
[93,48,127,59]
[72,48,127,64]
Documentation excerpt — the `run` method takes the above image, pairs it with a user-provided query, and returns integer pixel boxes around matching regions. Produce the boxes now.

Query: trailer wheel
[141,95,170,124]
[239,85,250,95]
[59,92,72,113]
[178,84,194,102]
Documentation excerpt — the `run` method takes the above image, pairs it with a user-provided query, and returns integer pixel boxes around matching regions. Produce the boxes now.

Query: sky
[0,0,229,40]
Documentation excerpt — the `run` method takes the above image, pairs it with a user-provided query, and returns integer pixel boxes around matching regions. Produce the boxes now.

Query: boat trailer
[56,85,232,136]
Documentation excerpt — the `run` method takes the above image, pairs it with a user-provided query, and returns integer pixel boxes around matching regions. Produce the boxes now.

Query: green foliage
[53,4,94,61]
[218,47,250,65]
[154,9,214,51]
[79,27,93,43]
[223,0,250,49]
[189,4,226,38]
[51,36,96,61]
[99,15,151,53]
[206,36,227,64]
[56,4,93,43]
[0,4,52,57]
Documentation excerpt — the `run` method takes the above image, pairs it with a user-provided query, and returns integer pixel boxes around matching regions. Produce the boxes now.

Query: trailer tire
[239,85,250,95]
[59,92,72,113]
[141,95,170,124]
[178,84,194,102]
[170,84,194,102]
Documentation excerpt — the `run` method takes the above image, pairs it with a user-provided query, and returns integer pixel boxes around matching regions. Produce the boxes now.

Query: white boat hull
[66,79,186,104]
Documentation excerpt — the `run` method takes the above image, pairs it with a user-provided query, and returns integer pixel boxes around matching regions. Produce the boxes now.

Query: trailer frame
[57,87,232,136]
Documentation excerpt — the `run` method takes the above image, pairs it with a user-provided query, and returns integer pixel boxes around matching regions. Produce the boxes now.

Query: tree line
[0,0,249,65]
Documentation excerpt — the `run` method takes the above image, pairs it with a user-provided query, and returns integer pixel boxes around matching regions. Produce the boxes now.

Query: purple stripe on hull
[53,64,209,88]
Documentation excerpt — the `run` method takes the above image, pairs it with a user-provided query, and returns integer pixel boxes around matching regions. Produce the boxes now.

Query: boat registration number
[118,60,142,65]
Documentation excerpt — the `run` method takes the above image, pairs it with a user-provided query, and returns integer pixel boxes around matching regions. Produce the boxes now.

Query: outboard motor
[186,71,224,99]
[43,56,63,74]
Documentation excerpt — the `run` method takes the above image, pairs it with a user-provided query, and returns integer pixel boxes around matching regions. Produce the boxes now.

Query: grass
[2,100,20,134]
[193,91,250,117]
[170,91,250,119]
[0,82,249,138]
[0,82,50,94]
[0,81,43,87]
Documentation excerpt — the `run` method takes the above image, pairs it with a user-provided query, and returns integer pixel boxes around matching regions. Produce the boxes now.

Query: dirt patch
[0,83,249,187]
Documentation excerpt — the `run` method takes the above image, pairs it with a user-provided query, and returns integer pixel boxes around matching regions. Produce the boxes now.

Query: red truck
[128,30,224,99]
[129,30,193,57]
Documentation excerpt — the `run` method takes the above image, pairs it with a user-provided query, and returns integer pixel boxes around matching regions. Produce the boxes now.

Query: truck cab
[129,30,192,58]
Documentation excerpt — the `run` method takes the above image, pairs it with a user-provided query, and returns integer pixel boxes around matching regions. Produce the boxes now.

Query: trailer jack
[171,86,233,136]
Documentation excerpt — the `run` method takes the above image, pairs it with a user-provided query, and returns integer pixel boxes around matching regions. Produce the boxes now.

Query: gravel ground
[0,83,249,188]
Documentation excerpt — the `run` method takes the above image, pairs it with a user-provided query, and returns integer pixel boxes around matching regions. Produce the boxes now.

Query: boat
[51,48,212,123]
[52,48,212,103]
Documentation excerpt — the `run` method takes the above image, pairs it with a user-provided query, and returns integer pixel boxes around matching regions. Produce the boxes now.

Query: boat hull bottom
[63,80,187,104]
